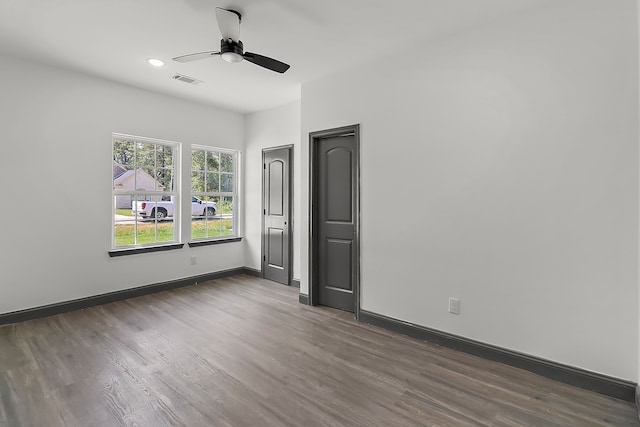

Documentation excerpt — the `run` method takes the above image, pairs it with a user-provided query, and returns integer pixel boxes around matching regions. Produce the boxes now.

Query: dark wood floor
[0,275,637,426]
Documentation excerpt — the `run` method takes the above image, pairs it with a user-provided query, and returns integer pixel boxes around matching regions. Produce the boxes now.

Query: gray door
[313,131,358,312]
[262,147,291,285]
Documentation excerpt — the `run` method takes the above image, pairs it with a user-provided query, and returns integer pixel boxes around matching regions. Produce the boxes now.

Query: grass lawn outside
[114,218,233,246]
[114,221,174,246]
[191,218,233,240]
[115,209,134,217]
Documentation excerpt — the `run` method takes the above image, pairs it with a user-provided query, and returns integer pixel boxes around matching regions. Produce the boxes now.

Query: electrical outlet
[190,256,197,265]
[448,297,460,315]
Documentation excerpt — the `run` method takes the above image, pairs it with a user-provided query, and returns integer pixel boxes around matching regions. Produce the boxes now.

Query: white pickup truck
[131,196,216,219]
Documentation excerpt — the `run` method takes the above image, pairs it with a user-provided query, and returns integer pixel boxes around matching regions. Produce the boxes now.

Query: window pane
[136,220,157,245]
[136,167,159,191]
[113,165,133,190]
[114,194,133,211]
[131,194,143,219]
[220,196,233,215]
[208,217,222,237]
[113,139,134,167]
[157,218,175,243]
[221,173,233,193]
[206,151,219,172]
[220,152,233,173]
[137,142,155,168]
[203,195,217,217]
[191,172,205,193]
[206,172,219,193]
[191,216,206,239]
[113,204,135,247]
[191,196,205,220]
[221,196,233,237]
[192,149,205,171]
[156,144,173,168]
[191,196,220,239]
[221,218,233,237]
[132,196,153,245]
[157,168,174,192]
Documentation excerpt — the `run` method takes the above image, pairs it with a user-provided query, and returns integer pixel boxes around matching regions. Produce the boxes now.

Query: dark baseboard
[292,279,300,288]
[636,385,640,421]
[0,267,250,326]
[299,293,309,305]
[243,267,262,278]
[359,310,636,402]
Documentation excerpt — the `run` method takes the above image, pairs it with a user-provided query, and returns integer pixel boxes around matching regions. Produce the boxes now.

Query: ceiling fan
[173,7,290,74]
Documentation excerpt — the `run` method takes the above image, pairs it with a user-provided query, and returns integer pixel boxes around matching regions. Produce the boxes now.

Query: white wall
[244,101,302,280]
[637,0,640,392]
[0,54,245,314]
[301,0,638,380]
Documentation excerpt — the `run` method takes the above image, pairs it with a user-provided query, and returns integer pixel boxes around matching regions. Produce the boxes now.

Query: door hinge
[264,209,266,215]
[263,255,266,262]
[264,163,266,169]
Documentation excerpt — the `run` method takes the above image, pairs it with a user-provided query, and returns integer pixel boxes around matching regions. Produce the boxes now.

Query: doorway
[309,125,360,315]
[262,145,293,285]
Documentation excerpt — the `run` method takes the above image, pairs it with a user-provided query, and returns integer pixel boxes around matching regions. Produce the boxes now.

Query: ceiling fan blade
[216,7,241,42]
[172,51,220,63]
[243,52,290,74]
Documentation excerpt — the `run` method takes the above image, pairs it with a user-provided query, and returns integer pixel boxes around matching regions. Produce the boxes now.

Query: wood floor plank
[0,274,637,426]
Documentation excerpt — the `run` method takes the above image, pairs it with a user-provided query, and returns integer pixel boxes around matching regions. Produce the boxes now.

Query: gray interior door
[262,147,291,285]
[315,134,357,312]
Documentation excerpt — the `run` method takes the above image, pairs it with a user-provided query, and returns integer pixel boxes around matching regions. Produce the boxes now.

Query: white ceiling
[0,0,549,114]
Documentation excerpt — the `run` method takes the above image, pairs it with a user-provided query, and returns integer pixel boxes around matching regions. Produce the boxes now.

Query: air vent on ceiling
[172,74,203,85]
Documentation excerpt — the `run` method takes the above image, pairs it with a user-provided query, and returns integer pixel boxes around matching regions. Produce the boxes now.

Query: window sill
[109,243,184,257]
[188,237,242,247]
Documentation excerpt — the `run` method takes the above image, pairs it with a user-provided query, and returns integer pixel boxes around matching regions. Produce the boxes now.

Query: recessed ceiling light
[147,58,165,67]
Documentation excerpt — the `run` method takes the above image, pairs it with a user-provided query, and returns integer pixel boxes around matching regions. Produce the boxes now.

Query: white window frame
[190,145,240,241]
[112,133,181,249]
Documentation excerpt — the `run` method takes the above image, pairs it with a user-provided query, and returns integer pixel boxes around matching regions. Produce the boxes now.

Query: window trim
[108,243,185,257]
[112,133,182,250]
[190,145,241,242]
[188,237,242,247]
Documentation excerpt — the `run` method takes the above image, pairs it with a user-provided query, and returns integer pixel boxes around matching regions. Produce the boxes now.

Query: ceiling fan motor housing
[220,39,244,62]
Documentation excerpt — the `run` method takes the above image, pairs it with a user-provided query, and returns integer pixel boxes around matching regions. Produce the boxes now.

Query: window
[112,134,180,249]
[191,146,238,240]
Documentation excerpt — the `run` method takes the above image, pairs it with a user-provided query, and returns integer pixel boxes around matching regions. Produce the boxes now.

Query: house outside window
[112,134,180,249]
[191,146,239,240]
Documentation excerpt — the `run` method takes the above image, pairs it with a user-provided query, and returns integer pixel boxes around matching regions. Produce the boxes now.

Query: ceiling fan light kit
[172,7,290,74]
[220,39,244,63]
